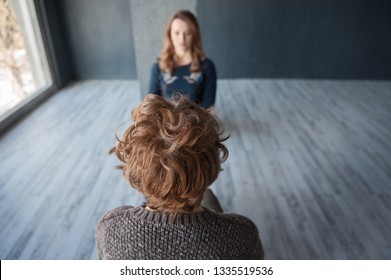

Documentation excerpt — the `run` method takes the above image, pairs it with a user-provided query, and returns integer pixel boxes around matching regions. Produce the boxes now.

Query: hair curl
[111,94,228,212]
[159,10,206,74]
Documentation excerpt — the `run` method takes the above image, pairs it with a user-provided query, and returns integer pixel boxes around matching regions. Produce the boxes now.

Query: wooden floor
[0,79,390,259]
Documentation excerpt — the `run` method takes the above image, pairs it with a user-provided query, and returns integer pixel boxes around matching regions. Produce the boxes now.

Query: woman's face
[170,18,193,56]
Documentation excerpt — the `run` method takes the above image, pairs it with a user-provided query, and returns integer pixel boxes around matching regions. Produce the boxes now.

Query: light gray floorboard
[213,79,391,260]
[0,79,390,259]
[0,81,143,260]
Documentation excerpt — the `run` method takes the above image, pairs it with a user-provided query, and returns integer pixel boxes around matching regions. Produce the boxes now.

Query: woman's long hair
[159,10,206,74]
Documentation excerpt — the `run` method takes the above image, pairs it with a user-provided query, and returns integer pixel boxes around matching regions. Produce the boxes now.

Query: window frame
[0,0,59,134]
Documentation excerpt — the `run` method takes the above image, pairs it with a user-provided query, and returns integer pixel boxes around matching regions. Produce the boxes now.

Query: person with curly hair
[148,10,216,110]
[96,94,264,259]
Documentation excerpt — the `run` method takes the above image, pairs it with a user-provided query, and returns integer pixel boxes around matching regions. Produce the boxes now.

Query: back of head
[111,94,228,212]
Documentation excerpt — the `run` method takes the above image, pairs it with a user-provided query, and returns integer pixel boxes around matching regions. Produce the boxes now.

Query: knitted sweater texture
[96,206,264,260]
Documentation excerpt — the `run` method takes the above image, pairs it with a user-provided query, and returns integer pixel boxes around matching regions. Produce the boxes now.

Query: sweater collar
[129,206,218,226]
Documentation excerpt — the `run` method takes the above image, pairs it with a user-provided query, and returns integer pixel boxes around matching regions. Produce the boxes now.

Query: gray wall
[59,0,137,79]
[197,0,391,79]
[50,0,391,85]
[41,0,72,86]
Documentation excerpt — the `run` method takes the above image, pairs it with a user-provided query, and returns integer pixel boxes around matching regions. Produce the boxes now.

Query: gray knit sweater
[96,206,264,260]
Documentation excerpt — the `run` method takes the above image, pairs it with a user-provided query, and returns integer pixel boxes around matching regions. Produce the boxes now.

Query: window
[0,0,52,119]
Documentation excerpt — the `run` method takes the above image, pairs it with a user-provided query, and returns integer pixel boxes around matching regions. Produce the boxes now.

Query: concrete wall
[197,0,391,79]
[41,0,72,86]
[49,0,391,88]
[59,0,137,80]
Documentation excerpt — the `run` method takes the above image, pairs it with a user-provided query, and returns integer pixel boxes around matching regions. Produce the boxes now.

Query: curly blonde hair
[159,10,206,74]
[111,94,228,212]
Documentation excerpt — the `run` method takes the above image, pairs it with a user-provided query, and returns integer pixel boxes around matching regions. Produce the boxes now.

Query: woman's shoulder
[151,59,160,69]
[202,57,215,67]
[201,58,216,73]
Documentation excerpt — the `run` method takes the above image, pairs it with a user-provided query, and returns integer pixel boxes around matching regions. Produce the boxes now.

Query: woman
[148,10,216,109]
[96,94,264,259]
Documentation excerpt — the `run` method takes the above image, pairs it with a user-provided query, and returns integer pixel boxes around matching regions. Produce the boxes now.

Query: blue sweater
[148,58,217,109]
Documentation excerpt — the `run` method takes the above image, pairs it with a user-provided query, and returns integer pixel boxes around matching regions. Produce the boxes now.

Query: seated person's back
[96,94,264,260]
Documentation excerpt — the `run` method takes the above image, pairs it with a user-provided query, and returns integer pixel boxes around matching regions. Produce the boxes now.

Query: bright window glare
[0,0,52,117]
